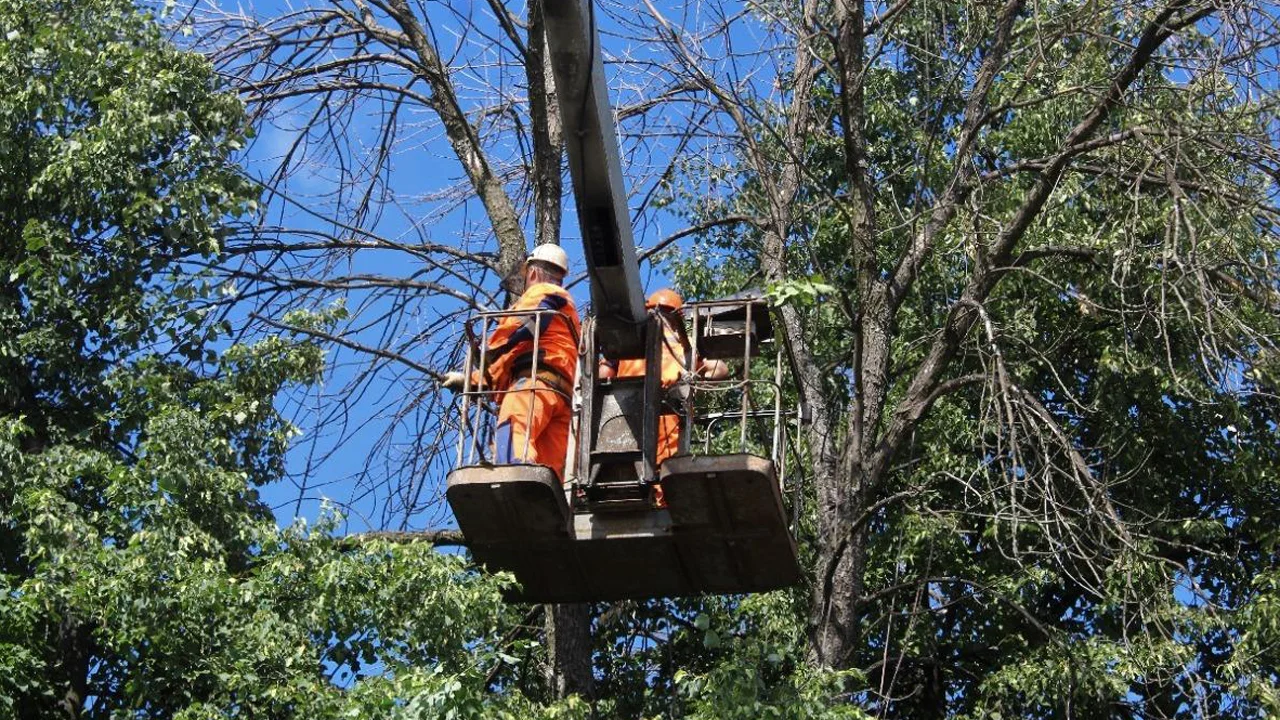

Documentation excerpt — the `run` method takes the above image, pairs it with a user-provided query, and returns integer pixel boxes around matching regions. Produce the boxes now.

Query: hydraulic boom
[444,0,803,602]
[543,0,647,358]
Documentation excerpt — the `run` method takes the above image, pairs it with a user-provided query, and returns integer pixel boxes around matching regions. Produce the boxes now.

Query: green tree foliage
[659,1,1280,717]
[190,0,1280,715]
[0,1,856,716]
[587,593,869,719]
[11,0,1280,717]
[0,2,586,718]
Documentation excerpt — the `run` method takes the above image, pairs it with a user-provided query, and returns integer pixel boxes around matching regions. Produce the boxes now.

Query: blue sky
[202,0,773,533]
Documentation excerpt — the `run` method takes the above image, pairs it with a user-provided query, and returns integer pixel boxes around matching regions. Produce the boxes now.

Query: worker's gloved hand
[439,371,467,391]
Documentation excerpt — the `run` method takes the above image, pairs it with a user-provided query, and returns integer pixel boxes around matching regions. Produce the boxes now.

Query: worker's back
[483,282,580,390]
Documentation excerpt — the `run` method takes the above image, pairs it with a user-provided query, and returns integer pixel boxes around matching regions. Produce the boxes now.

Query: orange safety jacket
[602,320,689,495]
[474,282,581,393]
[604,320,687,387]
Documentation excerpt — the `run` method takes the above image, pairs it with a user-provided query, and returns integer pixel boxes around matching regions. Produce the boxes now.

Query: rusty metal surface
[661,454,802,592]
[446,460,800,602]
[569,510,684,601]
[446,465,571,541]
[446,465,581,601]
[696,333,762,360]
[688,297,774,361]
[593,379,646,453]
[662,454,785,531]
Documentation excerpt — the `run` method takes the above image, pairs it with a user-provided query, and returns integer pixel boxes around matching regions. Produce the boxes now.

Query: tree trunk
[527,0,563,249]
[53,616,93,720]
[527,3,590,701]
[807,509,868,668]
[773,299,869,668]
[544,602,594,699]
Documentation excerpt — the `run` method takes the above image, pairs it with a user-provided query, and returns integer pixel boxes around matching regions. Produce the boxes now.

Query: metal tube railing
[453,307,570,470]
[683,298,790,468]
[452,299,799,501]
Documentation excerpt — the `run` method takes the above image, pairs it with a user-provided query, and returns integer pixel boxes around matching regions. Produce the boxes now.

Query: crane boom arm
[543,0,647,358]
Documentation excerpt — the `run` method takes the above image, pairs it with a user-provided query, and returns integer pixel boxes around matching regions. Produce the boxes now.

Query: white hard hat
[526,244,569,274]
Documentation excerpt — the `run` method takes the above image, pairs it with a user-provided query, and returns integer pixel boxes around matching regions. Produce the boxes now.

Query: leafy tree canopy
[8,0,1280,718]
[666,0,1280,716]
[0,2,579,718]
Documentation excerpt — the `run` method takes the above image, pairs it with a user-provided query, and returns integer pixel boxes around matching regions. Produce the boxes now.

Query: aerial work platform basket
[449,454,796,602]
[446,296,806,603]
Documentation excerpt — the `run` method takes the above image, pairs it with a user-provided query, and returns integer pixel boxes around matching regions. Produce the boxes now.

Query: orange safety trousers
[650,413,682,507]
[655,413,681,466]
[493,377,572,483]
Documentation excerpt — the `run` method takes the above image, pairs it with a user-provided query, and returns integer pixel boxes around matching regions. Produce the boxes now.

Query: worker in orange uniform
[599,289,727,503]
[442,245,580,482]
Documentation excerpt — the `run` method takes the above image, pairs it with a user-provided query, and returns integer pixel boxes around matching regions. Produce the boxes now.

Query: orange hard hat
[646,288,683,312]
